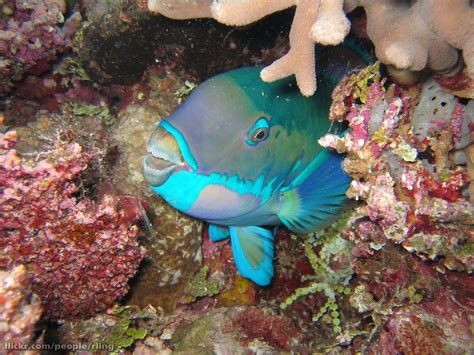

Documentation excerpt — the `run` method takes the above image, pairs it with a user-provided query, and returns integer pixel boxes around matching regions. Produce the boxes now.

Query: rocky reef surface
[0,0,472,353]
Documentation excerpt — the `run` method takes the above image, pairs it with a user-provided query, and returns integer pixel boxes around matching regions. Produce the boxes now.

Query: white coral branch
[261,0,320,97]
[311,0,350,45]
[211,0,296,26]
[148,0,213,19]
[147,0,355,96]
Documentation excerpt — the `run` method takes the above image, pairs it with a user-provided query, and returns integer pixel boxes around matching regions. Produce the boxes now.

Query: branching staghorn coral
[147,0,474,97]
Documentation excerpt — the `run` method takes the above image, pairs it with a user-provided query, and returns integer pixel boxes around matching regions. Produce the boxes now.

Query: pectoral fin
[209,224,230,241]
[278,149,351,233]
[229,226,274,286]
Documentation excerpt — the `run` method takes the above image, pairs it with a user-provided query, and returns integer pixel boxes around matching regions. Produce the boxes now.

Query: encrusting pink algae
[0,115,146,320]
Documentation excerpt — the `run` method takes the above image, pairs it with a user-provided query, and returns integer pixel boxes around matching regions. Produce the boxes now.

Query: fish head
[143,67,327,221]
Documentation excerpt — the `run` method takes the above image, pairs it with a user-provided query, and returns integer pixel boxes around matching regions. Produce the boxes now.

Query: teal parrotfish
[143,50,365,286]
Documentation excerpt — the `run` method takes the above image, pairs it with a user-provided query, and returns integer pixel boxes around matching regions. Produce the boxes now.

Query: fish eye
[246,117,270,146]
[250,128,269,142]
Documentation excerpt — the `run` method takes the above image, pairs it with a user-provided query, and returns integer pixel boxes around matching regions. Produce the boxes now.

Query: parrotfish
[143,56,361,286]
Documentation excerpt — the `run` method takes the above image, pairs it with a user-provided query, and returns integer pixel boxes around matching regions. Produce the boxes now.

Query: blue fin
[229,226,274,286]
[278,149,351,233]
[209,224,230,241]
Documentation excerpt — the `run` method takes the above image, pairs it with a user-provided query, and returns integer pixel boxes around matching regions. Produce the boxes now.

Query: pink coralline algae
[0,0,81,95]
[0,265,42,349]
[320,63,473,273]
[345,217,474,353]
[0,119,146,320]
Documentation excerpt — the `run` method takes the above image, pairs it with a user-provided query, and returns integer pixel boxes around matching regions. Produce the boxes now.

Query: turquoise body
[144,66,352,286]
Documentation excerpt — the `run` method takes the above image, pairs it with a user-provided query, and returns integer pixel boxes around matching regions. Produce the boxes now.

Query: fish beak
[142,126,183,187]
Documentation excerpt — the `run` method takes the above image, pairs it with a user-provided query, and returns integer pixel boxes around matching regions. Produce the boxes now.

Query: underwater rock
[0,0,81,95]
[75,0,291,86]
[167,306,302,353]
[366,272,474,354]
[56,303,302,353]
[320,63,473,273]
[148,0,474,97]
[0,265,42,350]
[0,114,146,320]
[345,216,474,353]
[111,72,202,313]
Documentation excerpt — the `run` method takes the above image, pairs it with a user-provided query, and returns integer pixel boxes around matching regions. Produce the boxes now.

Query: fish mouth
[142,125,184,187]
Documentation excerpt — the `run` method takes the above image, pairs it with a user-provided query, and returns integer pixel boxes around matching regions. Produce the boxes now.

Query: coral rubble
[148,0,474,97]
[0,115,146,320]
[0,265,42,349]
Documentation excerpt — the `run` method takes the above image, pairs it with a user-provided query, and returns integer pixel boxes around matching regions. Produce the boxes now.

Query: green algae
[185,266,223,303]
[346,62,383,104]
[65,102,115,126]
[280,210,355,334]
[65,57,92,82]
[174,80,197,101]
[103,306,149,353]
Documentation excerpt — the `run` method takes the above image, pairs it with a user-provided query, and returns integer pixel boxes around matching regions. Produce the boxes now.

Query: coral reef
[54,214,474,353]
[57,305,167,353]
[59,304,303,353]
[320,63,473,272]
[148,0,474,97]
[0,265,42,350]
[0,0,81,95]
[0,115,146,320]
[111,70,203,312]
[348,219,474,353]
[1,1,472,352]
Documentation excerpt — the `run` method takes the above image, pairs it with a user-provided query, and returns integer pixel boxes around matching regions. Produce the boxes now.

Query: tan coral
[260,0,319,96]
[422,0,474,77]
[147,0,213,19]
[358,0,459,73]
[210,0,296,26]
[147,0,474,97]
[147,0,349,96]
[311,0,350,46]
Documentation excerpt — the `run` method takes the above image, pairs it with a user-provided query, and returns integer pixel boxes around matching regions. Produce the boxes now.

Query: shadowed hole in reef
[79,3,293,85]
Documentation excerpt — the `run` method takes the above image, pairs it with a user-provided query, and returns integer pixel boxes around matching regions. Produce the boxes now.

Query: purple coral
[0,120,146,320]
[0,0,81,95]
